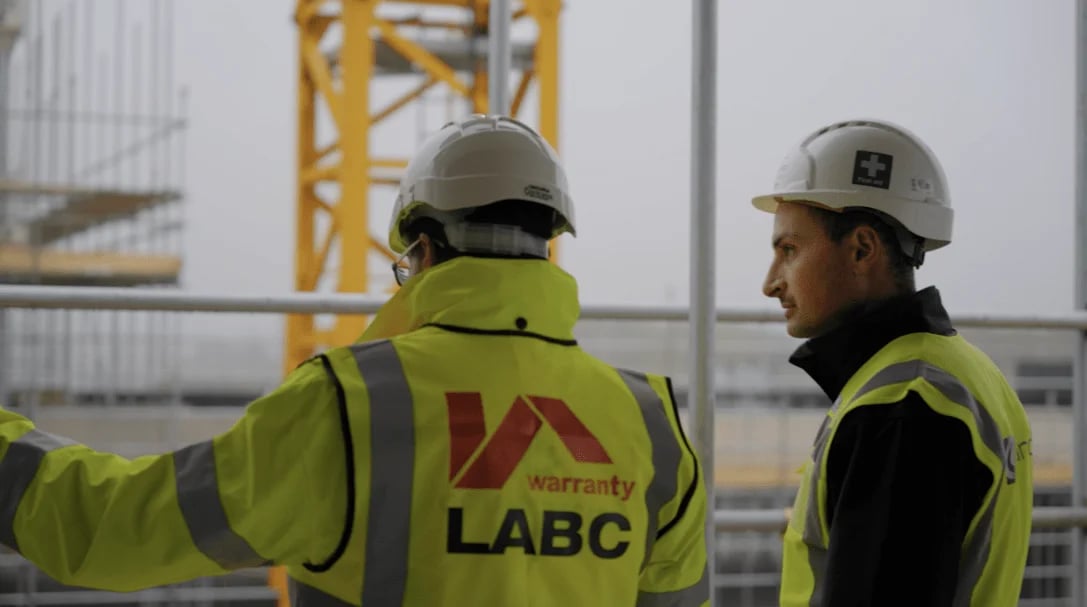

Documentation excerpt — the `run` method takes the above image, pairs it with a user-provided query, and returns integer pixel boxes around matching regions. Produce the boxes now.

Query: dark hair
[403,199,558,263]
[811,207,916,294]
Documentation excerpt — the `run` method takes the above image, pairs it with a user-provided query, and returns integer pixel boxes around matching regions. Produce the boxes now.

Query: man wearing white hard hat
[0,115,709,607]
[754,119,1033,606]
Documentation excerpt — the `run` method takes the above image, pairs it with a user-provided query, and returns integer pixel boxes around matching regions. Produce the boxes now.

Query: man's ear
[850,225,880,266]
[418,233,435,270]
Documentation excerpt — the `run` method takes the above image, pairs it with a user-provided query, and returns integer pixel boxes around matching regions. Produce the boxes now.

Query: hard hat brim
[751,192,847,215]
[751,194,780,214]
[750,190,953,252]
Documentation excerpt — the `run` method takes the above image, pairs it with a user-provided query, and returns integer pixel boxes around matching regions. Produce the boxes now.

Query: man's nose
[763,270,782,298]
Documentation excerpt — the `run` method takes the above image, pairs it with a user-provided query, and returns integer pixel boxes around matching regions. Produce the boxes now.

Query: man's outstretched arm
[0,357,348,591]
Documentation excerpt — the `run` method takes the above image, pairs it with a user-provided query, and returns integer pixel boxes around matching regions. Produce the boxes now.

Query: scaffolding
[0,0,194,602]
[0,0,187,414]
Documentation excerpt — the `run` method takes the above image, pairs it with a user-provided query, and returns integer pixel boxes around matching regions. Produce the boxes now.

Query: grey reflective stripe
[850,359,1006,607]
[350,341,414,607]
[290,578,355,607]
[803,400,837,548]
[852,360,1005,460]
[0,429,76,552]
[617,370,682,570]
[803,400,838,607]
[636,564,710,607]
[174,440,268,569]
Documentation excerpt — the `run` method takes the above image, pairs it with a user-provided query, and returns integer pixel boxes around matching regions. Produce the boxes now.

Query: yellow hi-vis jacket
[780,331,1034,607]
[0,257,709,607]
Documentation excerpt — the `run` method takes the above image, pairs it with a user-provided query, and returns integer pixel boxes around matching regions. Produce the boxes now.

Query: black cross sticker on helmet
[851,150,893,189]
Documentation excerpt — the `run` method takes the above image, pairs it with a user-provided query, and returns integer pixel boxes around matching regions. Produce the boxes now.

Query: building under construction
[0,1,1081,606]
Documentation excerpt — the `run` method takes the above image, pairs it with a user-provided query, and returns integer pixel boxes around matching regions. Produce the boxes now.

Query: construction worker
[753,118,1034,606]
[0,115,709,606]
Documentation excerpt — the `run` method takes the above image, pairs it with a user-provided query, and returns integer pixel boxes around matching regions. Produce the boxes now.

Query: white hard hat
[752,118,953,252]
[388,114,575,254]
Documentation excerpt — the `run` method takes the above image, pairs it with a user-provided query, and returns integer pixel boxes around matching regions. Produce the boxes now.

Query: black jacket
[788,287,994,607]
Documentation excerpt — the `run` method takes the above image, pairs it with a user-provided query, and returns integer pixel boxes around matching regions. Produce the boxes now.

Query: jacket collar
[358,256,580,343]
[788,286,956,401]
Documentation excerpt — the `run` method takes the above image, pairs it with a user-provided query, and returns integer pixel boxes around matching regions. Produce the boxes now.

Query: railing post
[689,0,718,602]
[1073,0,1087,603]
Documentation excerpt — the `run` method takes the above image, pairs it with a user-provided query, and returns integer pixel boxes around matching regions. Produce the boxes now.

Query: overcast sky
[166,0,1075,327]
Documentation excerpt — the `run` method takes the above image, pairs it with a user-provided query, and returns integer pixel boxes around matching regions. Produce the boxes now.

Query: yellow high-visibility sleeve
[1,357,347,591]
[636,375,710,607]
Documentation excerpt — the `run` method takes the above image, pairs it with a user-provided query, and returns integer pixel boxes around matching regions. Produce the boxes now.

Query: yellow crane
[285,0,562,374]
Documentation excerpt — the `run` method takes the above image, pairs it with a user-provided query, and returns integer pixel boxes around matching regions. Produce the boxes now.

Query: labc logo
[445,392,635,559]
[446,392,612,489]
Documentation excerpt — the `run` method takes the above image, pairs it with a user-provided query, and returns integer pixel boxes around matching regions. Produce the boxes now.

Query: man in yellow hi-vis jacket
[0,115,709,606]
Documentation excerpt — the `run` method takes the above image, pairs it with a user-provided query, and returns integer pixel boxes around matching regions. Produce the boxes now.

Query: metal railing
[713,507,1087,533]
[3,286,1085,527]
[6,284,1087,329]
[1,284,1085,606]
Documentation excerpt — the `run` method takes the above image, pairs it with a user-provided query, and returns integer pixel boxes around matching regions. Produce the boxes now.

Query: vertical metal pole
[28,1,41,429]
[0,46,9,181]
[131,23,140,189]
[0,46,10,410]
[48,14,59,401]
[97,53,106,187]
[487,0,511,115]
[1073,0,1087,604]
[83,0,91,181]
[49,13,58,191]
[690,0,717,602]
[113,0,123,187]
[63,2,76,404]
[65,2,74,184]
[59,5,71,407]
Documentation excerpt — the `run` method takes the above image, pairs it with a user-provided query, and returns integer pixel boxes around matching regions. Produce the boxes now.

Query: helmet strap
[908,237,926,268]
[894,226,926,268]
